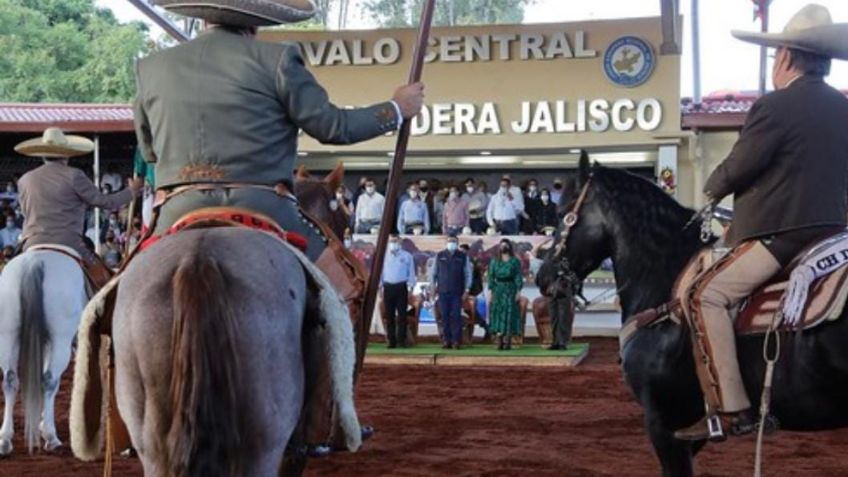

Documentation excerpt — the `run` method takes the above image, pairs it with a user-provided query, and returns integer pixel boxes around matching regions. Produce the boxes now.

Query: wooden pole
[356,0,437,375]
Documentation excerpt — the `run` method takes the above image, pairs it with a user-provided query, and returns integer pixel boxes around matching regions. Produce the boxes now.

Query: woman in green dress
[487,240,524,350]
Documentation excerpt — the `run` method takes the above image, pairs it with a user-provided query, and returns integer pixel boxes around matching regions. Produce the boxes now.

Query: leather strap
[153,181,296,208]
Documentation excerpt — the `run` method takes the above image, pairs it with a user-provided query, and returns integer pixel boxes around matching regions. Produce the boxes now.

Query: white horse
[0,248,87,455]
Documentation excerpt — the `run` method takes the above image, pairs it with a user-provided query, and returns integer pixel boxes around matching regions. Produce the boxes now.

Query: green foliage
[0,0,149,102]
[362,0,535,28]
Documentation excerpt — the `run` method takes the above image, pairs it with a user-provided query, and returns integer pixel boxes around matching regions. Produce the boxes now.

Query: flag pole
[758,0,770,95]
[356,0,437,376]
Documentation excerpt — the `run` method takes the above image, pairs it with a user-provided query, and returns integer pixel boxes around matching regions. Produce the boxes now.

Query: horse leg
[645,410,697,477]
[0,271,21,457]
[39,341,72,451]
[0,368,18,456]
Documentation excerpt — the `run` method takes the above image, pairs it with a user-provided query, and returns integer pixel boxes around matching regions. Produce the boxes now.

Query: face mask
[344,239,352,248]
[409,191,418,199]
[541,195,550,203]
[554,183,563,190]
[466,186,474,194]
[446,242,458,252]
[389,242,400,252]
[336,191,344,199]
[500,247,511,255]
[449,191,458,199]
[366,186,375,195]
[419,185,428,192]
[329,200,339,211]
[5,222,13,229]
[5,186,13,193]
[500,186,508,193]
[528,185,537,193]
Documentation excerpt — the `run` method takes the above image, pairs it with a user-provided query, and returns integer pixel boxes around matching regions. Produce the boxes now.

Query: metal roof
[0,103,135,133]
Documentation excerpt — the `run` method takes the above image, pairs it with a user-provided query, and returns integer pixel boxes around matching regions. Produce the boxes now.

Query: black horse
[537,153,848,477]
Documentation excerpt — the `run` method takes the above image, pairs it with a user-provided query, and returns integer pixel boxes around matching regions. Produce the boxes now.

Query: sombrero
[732,4,848,60]
[15,127,94,158]
[154,0,317,27]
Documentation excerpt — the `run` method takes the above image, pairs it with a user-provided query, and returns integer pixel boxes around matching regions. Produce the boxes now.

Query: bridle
[549,175,594,303]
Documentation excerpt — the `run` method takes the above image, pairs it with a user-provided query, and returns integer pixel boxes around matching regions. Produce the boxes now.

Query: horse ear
[577,150,591,185]
[295,165,310,183]
[324,162,344,190]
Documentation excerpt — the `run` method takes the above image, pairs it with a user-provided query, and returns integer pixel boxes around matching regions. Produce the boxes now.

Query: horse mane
[592,165,703,278]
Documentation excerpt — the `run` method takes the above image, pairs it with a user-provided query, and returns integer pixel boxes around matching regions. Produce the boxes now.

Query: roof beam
[659,0,681,55]
[125,0,190,43]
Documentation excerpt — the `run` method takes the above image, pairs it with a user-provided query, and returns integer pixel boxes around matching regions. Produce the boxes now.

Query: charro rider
[675,4,848,441]
[14,127,141,287]
[135,0,423,457]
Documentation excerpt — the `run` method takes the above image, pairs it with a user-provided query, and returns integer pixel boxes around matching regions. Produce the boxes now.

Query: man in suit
[676,4,848,441]
[14,128,141,286]
[431,236,472,349]
[137,0,424,459]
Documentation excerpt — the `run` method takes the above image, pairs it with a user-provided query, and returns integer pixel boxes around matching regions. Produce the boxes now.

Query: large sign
[260,17,681,152]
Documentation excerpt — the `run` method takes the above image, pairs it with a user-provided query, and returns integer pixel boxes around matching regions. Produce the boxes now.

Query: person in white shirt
[486,178,520,235]
[0,213,21,248]
[354,178,385,234]
[397,183,430,234]
[501,174,524,216]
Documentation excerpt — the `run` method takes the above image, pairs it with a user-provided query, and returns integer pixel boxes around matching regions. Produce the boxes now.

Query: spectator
[0,213,21,248]
[380,234,416,348]
[430,235,472,349]
[333,185,353,217]
[551,178,565,205]
[120,217,144,250]
[101,230,122,269]
[486,177,520,235]
[460,243,490,340]
[501,174,525,217]
[0,245,14,271]
[535,188,559,234]
[397,183,430,234]
[417,178,435,228]
[464,178,490,234]
[102,167,123,192]
[488,240,524,350]
[523,178,542,234]
[0,182,18,207]
[442,185,469,236]
[354,178,384,234]
[432,187,447,234]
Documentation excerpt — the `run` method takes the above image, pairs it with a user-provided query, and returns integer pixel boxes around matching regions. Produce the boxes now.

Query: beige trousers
[688,241,781,413]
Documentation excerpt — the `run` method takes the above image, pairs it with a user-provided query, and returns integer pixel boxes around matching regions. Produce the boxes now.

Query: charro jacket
[134,27,399,189]
[705,75,848,246]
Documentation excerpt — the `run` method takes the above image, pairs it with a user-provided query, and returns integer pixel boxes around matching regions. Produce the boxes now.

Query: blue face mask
[446,242,458,252]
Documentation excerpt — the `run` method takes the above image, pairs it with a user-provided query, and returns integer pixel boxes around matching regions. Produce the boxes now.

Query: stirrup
[707,414,726,441]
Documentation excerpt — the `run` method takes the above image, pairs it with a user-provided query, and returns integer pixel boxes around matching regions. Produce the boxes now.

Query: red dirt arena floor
[2,338,848,476]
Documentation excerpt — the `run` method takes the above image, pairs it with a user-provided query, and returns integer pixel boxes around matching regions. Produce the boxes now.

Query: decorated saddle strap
[140,207,308,253]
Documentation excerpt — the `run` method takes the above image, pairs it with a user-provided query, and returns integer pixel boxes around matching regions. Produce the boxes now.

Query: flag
[752,0,772,21]
[133,148,155,188]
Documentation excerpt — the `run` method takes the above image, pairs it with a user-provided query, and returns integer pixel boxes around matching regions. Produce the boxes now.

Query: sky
[98,0,848,97]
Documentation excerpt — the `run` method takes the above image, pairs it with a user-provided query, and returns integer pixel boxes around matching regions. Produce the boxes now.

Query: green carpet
[367,342,589,358]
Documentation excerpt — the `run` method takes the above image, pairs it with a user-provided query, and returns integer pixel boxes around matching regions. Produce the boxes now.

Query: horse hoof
[0,439,12,456]
[43,438,62,452]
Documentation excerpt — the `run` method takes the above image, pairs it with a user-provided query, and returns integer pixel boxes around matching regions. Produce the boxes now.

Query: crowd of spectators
[350,175,567,236]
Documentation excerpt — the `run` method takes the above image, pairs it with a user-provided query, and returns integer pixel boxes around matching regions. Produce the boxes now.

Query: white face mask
[528,185,537,193]
[389,242,400,252]
[541,195,550,203]
[446,242,458,252]
[344,239,352,248]
[329,200,339,211]
[449,191,458,199]
[5,221,14,229]
[5,186,13,193]
[408,191,418,199]
[466,186,474,194]
[365,186,375,195]
[500,186,508,194]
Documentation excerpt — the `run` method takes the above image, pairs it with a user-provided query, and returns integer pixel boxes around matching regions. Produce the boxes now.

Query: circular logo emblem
[603,36,655,88]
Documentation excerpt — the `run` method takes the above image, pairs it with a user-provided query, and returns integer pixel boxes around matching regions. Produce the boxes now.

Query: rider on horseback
[135,0,423,457]
[14,127,142,288]
[675,4,848,441]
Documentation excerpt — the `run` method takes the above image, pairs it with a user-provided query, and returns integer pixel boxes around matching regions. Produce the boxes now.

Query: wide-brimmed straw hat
[14,127,94,158]
[732,4,848,60]
[154,0,317,27]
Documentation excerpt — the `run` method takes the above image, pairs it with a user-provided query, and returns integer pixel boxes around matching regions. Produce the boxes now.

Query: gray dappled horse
[111,167,355,477]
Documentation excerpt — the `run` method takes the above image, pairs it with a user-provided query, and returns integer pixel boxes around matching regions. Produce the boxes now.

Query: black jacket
[705,76,848,246]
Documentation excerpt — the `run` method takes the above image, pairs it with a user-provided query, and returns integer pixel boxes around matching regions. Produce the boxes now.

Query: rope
[754,309,782,477]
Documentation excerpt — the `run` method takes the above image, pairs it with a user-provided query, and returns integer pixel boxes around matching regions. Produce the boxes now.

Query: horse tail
[166,252,244,477]
[18,258,46,453]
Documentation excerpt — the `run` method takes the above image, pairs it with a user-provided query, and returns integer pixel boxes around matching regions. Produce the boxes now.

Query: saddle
[27,244,113,295]
[622,230,848,347]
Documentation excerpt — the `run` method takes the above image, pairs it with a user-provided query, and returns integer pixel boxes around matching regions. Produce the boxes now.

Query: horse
[537,153,848,477]
[295,163,350,241]
[0,248,88,455]
[108,166,358,477]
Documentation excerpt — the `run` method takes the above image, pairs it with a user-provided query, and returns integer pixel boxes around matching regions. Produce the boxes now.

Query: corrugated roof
[0,103,134,133]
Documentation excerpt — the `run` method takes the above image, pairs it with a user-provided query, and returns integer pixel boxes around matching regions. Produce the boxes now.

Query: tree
[361,0,535,28]
[0,0,149,102]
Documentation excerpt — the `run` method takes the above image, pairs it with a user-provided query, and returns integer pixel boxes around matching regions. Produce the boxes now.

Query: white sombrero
[732,4,848,60]
[154,0,317,27]
[15,127,94,158]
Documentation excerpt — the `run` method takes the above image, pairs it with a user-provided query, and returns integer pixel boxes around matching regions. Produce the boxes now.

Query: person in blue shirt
[397,183,430,234]
[381,234,417,348]
[430,235,472,349]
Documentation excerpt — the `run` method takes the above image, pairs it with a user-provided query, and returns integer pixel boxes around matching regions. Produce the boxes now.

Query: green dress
[488,256,524,336]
